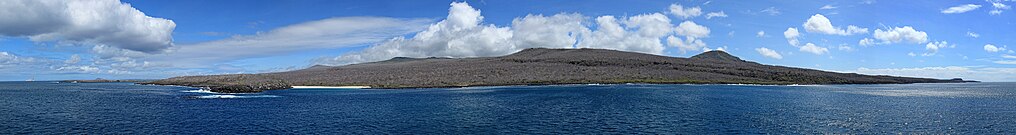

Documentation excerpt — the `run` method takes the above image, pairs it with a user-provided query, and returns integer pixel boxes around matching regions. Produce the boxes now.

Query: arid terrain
[144,48,973,93]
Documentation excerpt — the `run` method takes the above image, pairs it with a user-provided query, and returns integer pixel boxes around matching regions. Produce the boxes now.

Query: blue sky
[1,0,1015,81]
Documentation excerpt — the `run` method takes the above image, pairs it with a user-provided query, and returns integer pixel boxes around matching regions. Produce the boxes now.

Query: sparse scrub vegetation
[144,48,973,93]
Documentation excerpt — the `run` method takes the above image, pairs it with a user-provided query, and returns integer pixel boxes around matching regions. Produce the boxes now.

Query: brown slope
[144,48,972,93]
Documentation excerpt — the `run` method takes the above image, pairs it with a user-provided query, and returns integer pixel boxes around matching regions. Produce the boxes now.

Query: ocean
[1,81,1014,134]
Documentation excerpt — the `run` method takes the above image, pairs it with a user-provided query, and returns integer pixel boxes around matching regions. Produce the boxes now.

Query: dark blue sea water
[1,81,1015,134]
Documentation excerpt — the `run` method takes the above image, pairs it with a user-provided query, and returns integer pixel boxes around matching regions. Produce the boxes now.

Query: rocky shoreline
[144,48,976,93]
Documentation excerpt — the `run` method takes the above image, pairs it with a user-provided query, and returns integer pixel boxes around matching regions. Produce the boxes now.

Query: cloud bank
[855,66,1016,82]
[316,2,717,65]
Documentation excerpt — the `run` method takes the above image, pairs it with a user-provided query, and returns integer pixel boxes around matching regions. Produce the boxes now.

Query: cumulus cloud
[873,26,928,44]
[0,52,52,68]
[941,4,982,14]
[705,11,728,19]
[923,41,950,56]
[0,52,21,66]
[0,0,176,53]
[580,14,674,54]
[755,47,782,59]
[802,14,868,35]
[670,21,712,53]
[674,21,710,38]
[757,31,765,37]
[859,38,876,46]
[667,35,705,54]
[64,54,81,64]
[511,14,590,49]
[316,2,713,65]
[854,66,1016,82]
[984,44,1006,52]
[800,43,829,55]
[784,28,801,46]
[669,4,703,19]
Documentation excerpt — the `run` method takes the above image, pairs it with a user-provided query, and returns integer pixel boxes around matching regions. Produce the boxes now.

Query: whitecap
[181,89,216,94]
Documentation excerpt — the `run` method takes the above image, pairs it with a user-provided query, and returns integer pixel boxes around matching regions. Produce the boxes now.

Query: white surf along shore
[291,86,372,89]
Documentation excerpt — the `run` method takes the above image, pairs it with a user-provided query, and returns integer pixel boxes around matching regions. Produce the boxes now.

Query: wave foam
[192,95,280,99]
[181,89,216,94]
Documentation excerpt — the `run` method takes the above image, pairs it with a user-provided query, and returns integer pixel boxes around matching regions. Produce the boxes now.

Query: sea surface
[1,81,1015,134]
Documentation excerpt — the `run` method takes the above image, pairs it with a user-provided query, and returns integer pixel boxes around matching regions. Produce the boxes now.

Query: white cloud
[854,66,1016,82]
[0,50,133,75]
[859,38,876,46]
[64,54,81,64]
[985,44,1006,52]
[756,31,765,37]
[996,60,1016,64]
[802,14,868,35]
[674,21,710,38]
[511,14,591,49]
[800,43,829,55]
[838,44,854,51]
[761,7,781,15]
[670,21,712,53]
[627,13,674,38]
[995,2,1012,9]
[0,52,51,69]
[1003,54,1016,59]
[784,28,800,46]
[923,41,949,56]
[318,2,690,65]
[990,2,1011,15]
[820,5,838,10]
[705,11,728,19]
[0,52,20,65]
[669,4,702,19]
[941,4,982,14]
[0,0,176,53]
[56,65,102,74]
[703,46,727,52]
[581,14,674,54]
[755,47,783,59]
[967,31,980,38]
[668,35,705,53]
[873,26,928,44]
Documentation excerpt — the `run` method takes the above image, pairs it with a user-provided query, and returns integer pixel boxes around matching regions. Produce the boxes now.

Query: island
[60,78,151,83]
[142,48,976,93]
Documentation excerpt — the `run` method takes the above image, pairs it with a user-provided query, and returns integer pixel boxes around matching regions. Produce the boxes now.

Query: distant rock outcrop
[143,48,975,93]
[691,50,746,62]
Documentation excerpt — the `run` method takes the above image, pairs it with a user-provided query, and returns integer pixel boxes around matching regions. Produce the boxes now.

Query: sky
[1,0,1015,82]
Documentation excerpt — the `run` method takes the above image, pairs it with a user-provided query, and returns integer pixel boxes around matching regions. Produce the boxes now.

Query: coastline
[291,86,371,89]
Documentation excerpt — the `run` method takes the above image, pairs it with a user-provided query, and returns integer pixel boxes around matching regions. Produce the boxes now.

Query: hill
[143,48,974,93]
